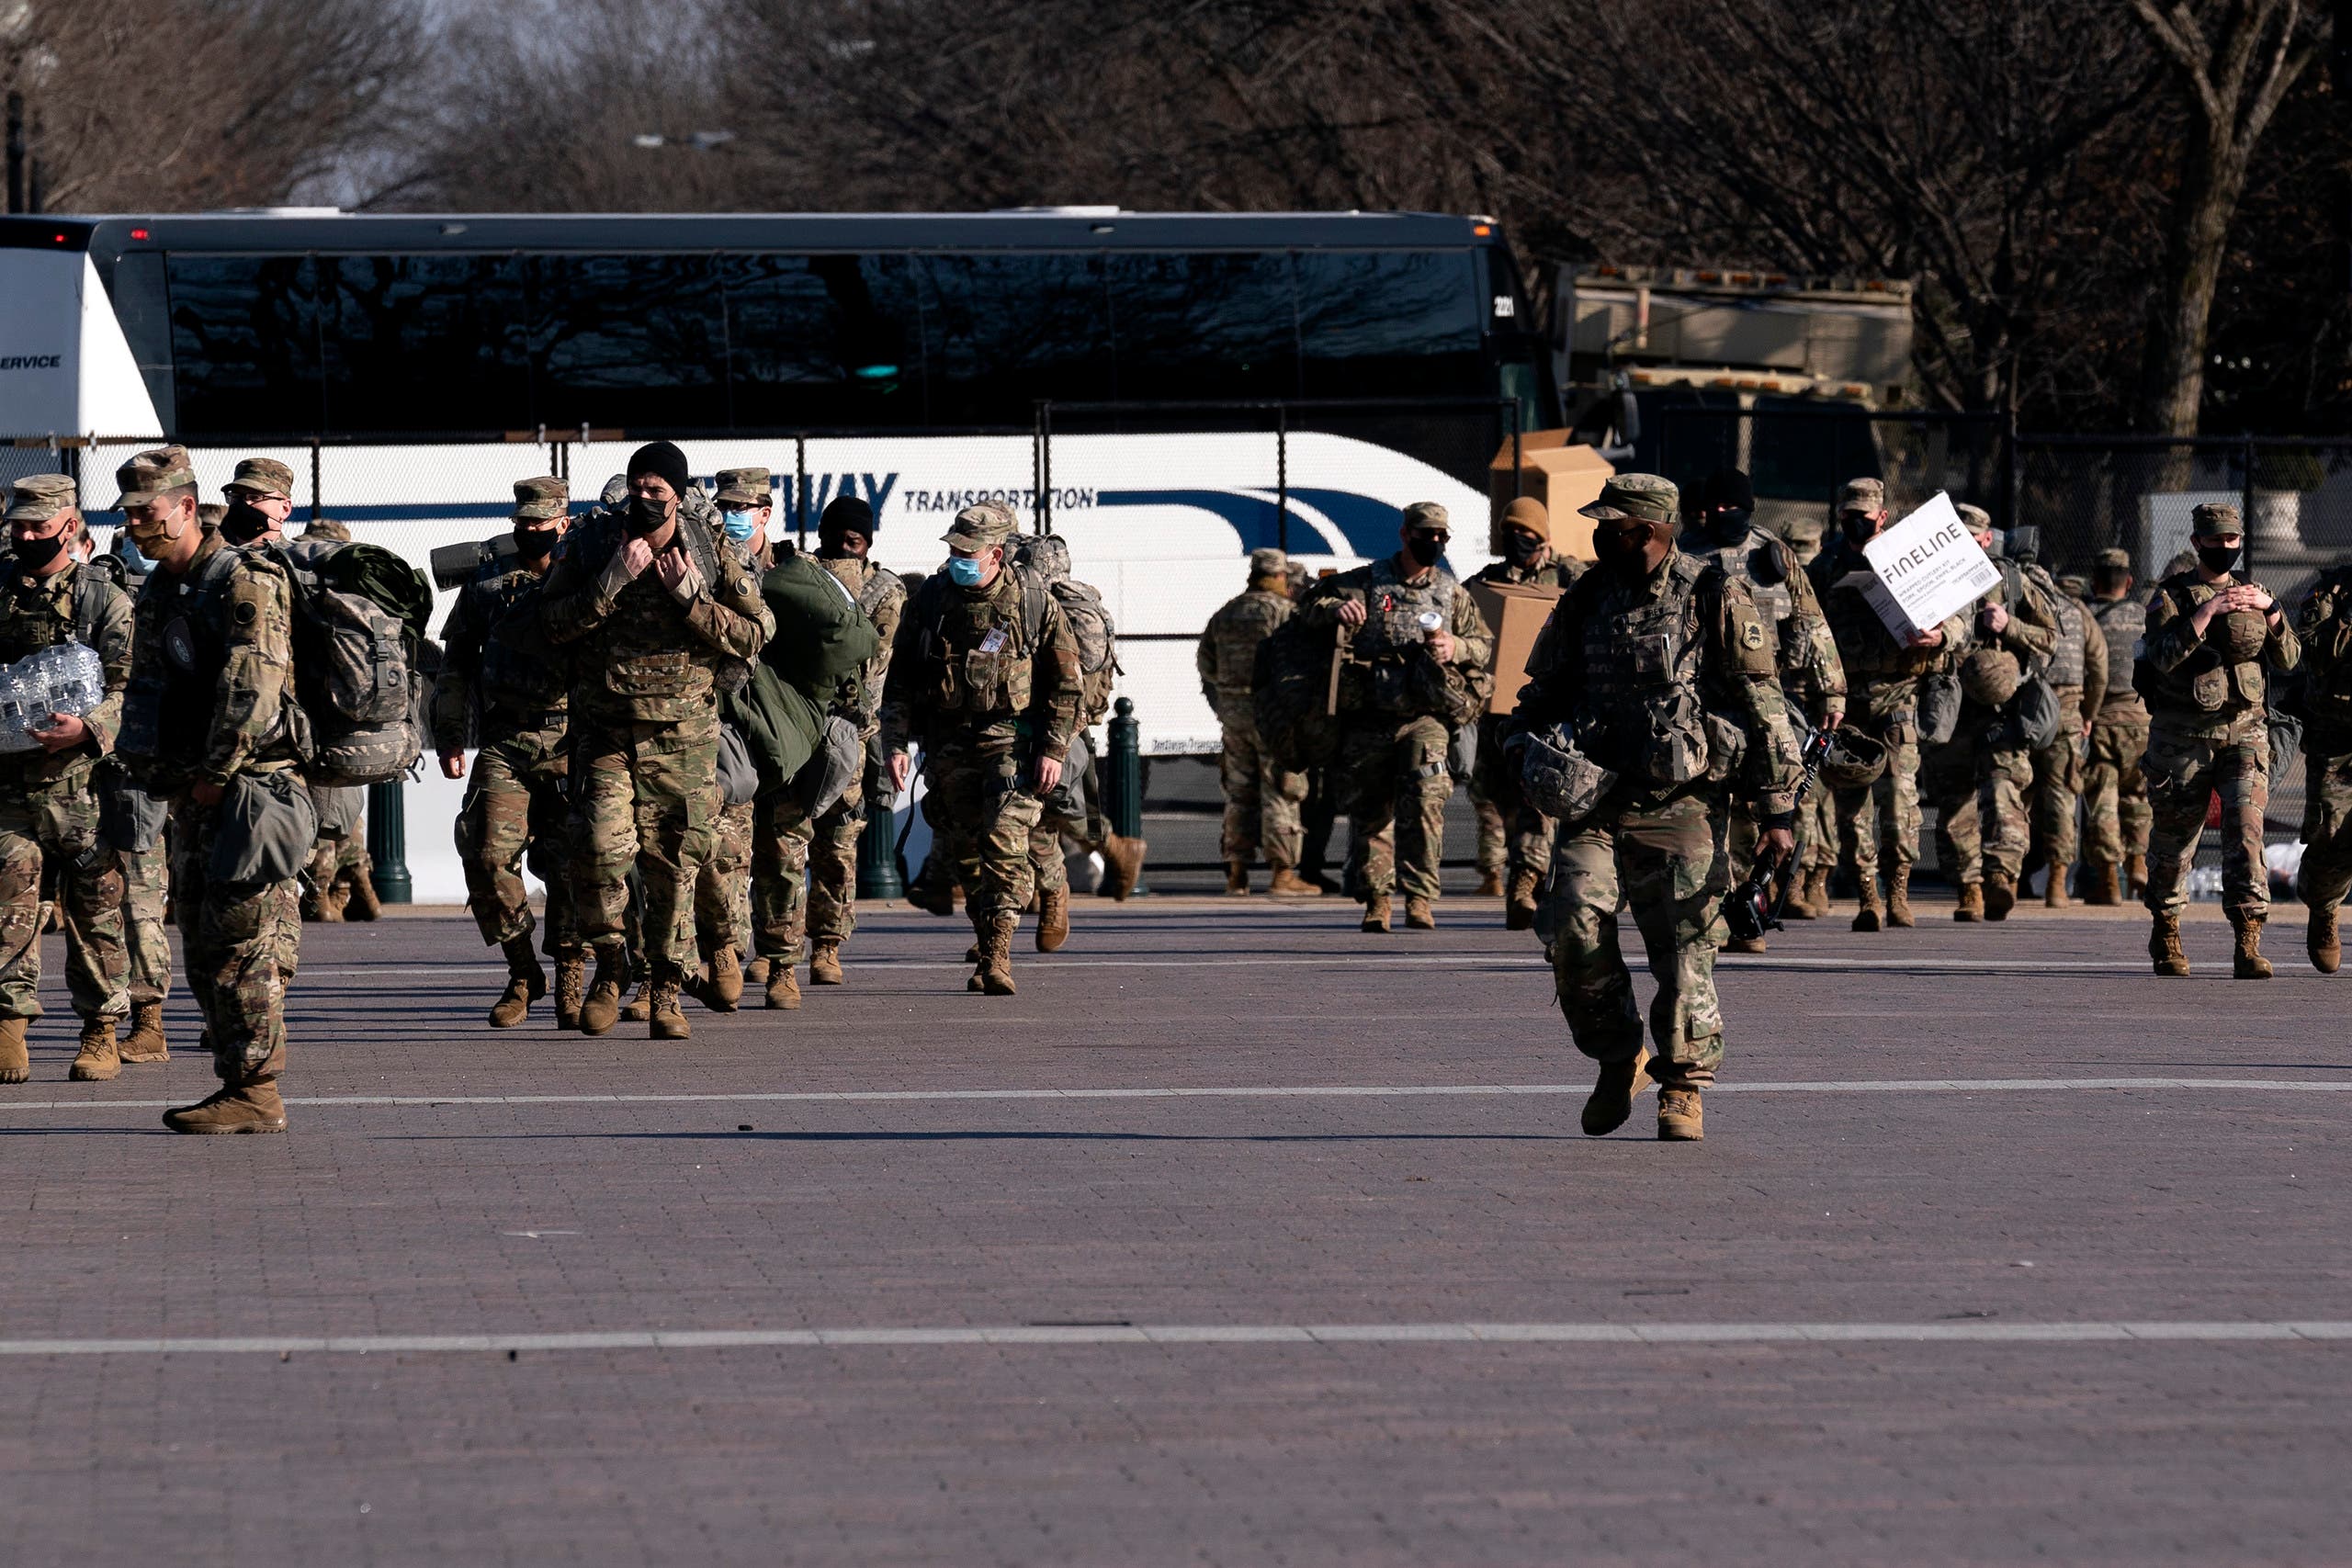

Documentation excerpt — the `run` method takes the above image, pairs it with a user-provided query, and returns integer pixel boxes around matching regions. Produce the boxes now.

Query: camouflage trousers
[571,714,720,974]
[1549,793,1724,1089]
[1469,712,1555,885]
[0,779,130,1023]
[2029,690,2087,881]
[2297,748,2352,915]
[1029,765,1100,897]
[1832,720,1922,883]
[1924,737,2035,885]
[121,840,172,1008]
[172,792,300,1086]
[2143,721,2269,923]
[2082,717,2152,869]
[691,797,756,960]
[1218,713,1306,869]
[1335,715,1453,903]
[457,734,581,957]
[925,745,1046,927]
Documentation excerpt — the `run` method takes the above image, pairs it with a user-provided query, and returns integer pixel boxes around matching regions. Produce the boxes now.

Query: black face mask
[1596,525,1654,578]
[1707,507,1752,538]
[1405,535,1444,569]
[2196,543,2240,576]
[626,494,671,536]
[12,532,63,570]
[514,526,560,562]
[220,500,272,546]
[1503,531,1546,566]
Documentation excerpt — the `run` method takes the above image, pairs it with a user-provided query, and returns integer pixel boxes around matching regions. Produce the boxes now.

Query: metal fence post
[1276,405,1289,555]
[1106,696,1147,896]
[795,434,808,542]
[2242,432,2258,578]
[368,780,412,905]
[1038,401,1054,535]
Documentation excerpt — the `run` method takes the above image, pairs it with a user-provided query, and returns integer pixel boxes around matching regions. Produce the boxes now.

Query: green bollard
[856,799,905,899]
[1105,696,1148,897]
[367,779,413,904]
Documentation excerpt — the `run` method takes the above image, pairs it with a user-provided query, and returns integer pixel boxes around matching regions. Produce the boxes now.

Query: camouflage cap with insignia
[1954,502,1993,533]
[4,473,76,524]
[713,467,774,510]
[511,476,569,522]
[1401,501,1451,533]
[1249,547,1288,577]
[2191,502,2244,537]
[2095,547,2132,570]
[114,445,197,509]
[1837,477,1886,516]
[1578,473,1680,526]
[941,501,1019,550]
[303,517,351,542]
[225,457,296,499]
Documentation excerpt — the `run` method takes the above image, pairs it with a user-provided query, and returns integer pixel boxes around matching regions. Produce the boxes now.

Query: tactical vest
[908,565,1052,724]
[565,510,750,712]
[0,561,114,663]
[2295,566,2352,735]
[469,565,570,716]
[1344,558,1463,718]
[1566,552,1715,787]
[2136,571,2272,719]
[1686,524,1794,629]
[1207,590,1288,696]
[2022,563,2086,687]
[2089,594,2146,701]
[121,543,259,764]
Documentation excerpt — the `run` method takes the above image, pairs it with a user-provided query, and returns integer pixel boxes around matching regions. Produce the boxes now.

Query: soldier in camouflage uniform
[2138,503,2299,978]
[684,467,776,1014]
[116,447,306,1134]
[1297,502,1494,932]
[1771,503,1843,919]
[290,517,379,924]
[0,476,133,1087]
[1513,475,1802,1143]
[1807,479,1970,931]
[1466,498,1582,928]
[2013,536,2107,908]
[96,526,172,1066]
[434,477,582,1029]
[1013,534,1114,951]
[880,502,1080,995]
[2293,563,2352,973]
[1198,547,1314,897]
[540,441,771,1039]
[802,495,905,984]
[2082,549,2153,903]
[1683,469,1844,953]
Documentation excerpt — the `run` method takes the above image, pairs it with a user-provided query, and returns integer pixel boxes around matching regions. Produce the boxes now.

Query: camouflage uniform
[1464,550,1582,903]
[1298,505,1494,917]
[693,468,777,981]
[879,503,1080,989]
[2137,506,2299,971]
[2293,566,2352,966]
[1198,548,1307,874]
[301,786,370,918]
[2084,560,2153,888]
[2020,558,2107,900]
[0,478,134,1041]
[1016,536,1113,914]
[96,537,171,1018]
[1514,476,1801,1128]
[1925,552,2059,903]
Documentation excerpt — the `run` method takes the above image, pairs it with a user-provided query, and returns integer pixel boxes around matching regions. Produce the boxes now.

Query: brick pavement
[0,896,2346,1564]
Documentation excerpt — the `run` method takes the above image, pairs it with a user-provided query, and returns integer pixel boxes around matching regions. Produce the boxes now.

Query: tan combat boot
[2083,862,2120,906]
[314,886,345,922]
[707,947,743,1012]
[344,873,381,922]
[744,956,771,986]
[69,1018,120,1082]
[2233,914,2273,980]
[2126,852,2149,898]
[2149,913,2189,976]
[1657,1087,1704,1141]
[1475,868,1505,898]
[1505,869,1541,931]
[1952,882,1984,922]
[579,947,626,1036]
[1788,865,1830,919]
[1100,834,1147,900]
[1405,895,1437,930]
[1580,1052,1651,1136]
[1721,932,1767,955]
[1851,878,1883,932]
[977,916,1018,996]
[903,874,956,917]
[1984,871,2018,921]
[119,1003,169,1064]
[489,937,546,1029]
[649,972,691,1039]
[0,1015,25,1084]
[1036,887,1070,953]
[1225,861,1250,897]
[163,1079,287,1134]
[809,942,844,985]
[2312,906,2342,975]
[2045,868,2074,909]
[766,962,802,1010]
[1362,894,1391,933]
[1267,865,1318,898]
[553,955,587,1031]
[619,980,653,1022]
[1886,868,1915,928]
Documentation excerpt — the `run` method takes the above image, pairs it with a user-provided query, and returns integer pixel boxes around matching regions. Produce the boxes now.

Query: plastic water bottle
[28,642,105,720]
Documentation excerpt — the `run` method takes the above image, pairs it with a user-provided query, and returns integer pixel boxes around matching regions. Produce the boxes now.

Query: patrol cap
[113,445,197,509]
[2190,502,2243,538]
[1578,473,1680,526]
[225,457,296,499]
[1500,497,1548,535]
[4,473,75,524]
[713,467,773,509]
[1249,547,1288,577]
[1954,502,1993,534]
[1837,477,1886,516]
[600,473,630,508]
[2057,573,2088,598]
[942,501,1018,550]
[2095,547,2132,570]
[198,502,227,532]
[303,516,351,542]
[511,476,569,522]
[1401,501,1451,534]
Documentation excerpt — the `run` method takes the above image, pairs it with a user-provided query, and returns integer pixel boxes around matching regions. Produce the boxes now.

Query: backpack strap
[72,567,111,649]
[1017,566,1049,651]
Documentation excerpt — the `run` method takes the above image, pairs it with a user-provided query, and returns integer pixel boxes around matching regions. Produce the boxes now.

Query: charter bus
[0,209,1555,896]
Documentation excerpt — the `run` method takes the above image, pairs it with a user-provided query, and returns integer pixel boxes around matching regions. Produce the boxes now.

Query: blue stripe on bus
[1092,488,1405,558]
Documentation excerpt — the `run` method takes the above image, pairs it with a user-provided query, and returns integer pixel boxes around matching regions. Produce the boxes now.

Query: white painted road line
[1,1077,2345,1115]
[0,1321,2347,1356]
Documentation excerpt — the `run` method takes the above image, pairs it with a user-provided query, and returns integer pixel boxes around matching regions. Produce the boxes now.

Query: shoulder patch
[233,600,258,626]
[1742,620,1766,650]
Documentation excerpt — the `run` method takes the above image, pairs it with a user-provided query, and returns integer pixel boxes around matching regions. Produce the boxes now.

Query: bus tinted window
[1293,251,1483,400]
[165,254,322,435]
[530,255,729,429]
[322,254,531,434]
[1102,252,1297,400]
[920,254,1111,424]
[724,254,924,427]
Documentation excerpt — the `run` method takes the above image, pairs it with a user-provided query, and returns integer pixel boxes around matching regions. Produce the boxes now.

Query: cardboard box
[1464,577,1566,715]
[1487,431,1615,559]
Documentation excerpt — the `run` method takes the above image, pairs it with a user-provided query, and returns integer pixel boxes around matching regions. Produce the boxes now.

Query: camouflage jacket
[432,558,571,755]
[2089,593,2151,725]
[2018,561,2107,722]
[1298,552,1494,720]
[880,564,1080,761]
[537,510,771,727]
[1468,556,1583,592]
[122,533,301,794]
[1807,536,1972,725]
[0,558,133,790]
[2296,565,2352,752]
[818,554,907,736]
[1682,521,1844,726]
[2137,569,2301,740]
[1516,550,1803,818]
[1196,585,1292,720]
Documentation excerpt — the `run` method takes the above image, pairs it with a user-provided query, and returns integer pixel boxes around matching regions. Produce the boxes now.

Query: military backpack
[266,538,434,787]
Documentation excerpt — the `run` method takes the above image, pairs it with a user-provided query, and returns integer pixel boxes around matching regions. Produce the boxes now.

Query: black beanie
[626,440,692,496]
[1702,468,1755,512]
[820,494,875,537]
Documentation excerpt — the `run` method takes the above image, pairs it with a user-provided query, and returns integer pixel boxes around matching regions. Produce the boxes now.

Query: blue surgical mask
[720,509,756,544]
[945,555,986,588]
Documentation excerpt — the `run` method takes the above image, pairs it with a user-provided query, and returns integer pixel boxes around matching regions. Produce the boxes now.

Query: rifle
[1722,726,1836,943]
